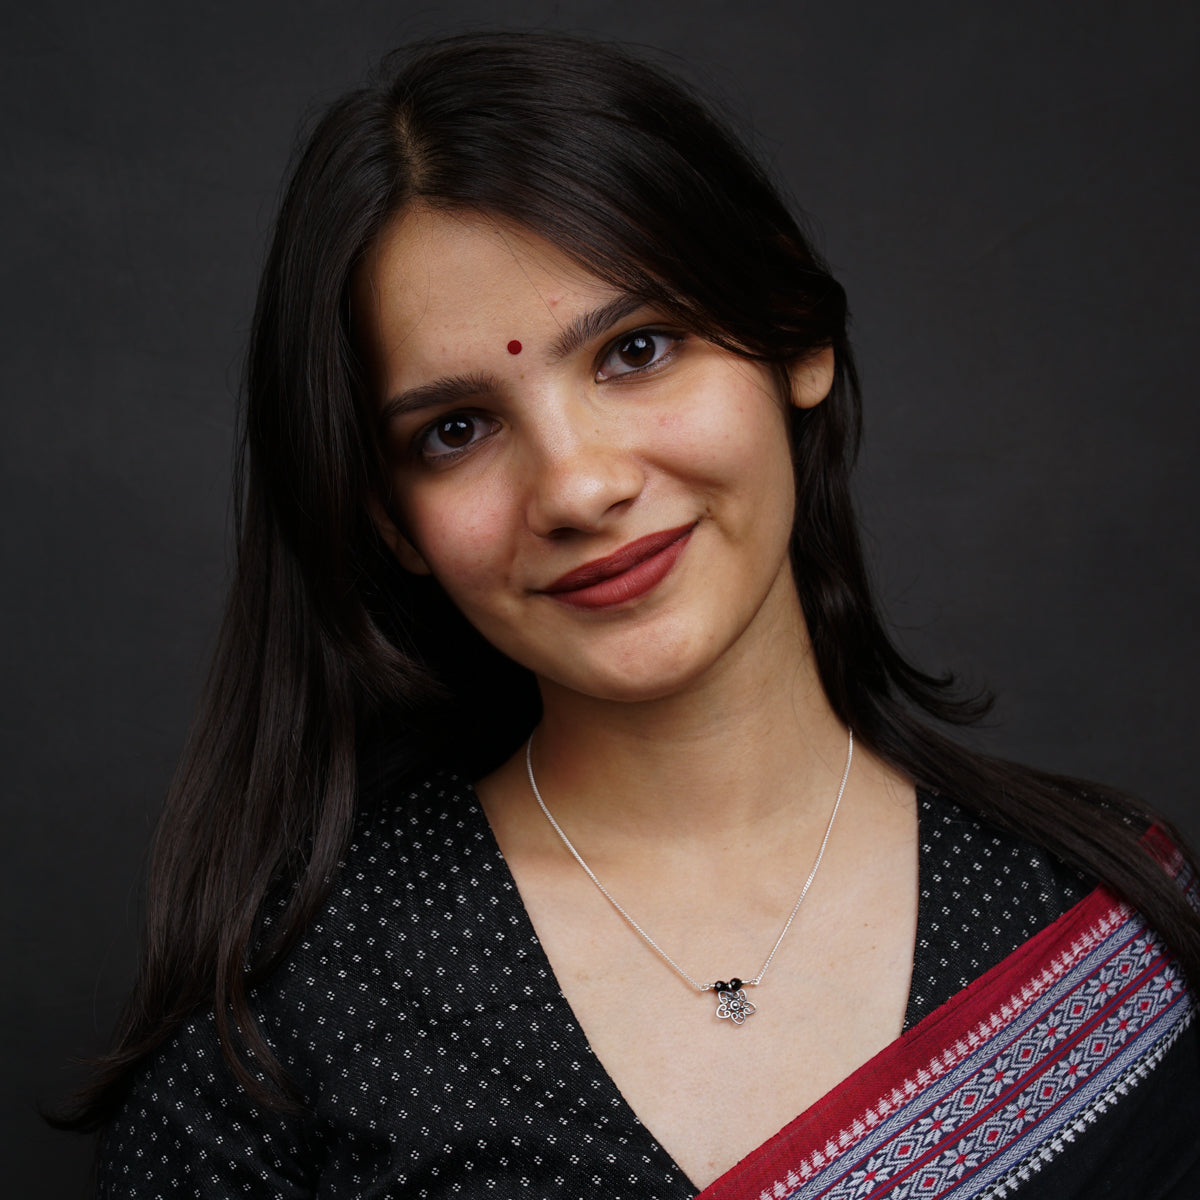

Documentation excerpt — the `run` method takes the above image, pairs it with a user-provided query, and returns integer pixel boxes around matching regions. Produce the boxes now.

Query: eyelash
[411,326,685,465]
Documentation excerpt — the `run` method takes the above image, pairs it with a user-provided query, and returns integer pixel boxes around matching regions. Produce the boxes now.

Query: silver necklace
[524,729,853,1026]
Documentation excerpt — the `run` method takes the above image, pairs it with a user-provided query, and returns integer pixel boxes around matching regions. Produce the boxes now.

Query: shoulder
[344,765,493,885]
[249,765,517,1065]
[905,788,1095,1024]
[100,769,518,1191]
[916,786,1094,911]
[260,765,501,970]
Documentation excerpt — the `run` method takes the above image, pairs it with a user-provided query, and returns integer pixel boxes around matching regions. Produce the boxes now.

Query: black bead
[729,978,742,990]
[713,981,727,992]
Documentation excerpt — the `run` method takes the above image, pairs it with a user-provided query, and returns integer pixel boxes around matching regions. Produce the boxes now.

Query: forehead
[355,207,614,380]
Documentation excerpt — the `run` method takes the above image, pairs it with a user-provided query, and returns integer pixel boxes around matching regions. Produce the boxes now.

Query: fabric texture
[96,773,1196,1198]
[703,857,1199,1199]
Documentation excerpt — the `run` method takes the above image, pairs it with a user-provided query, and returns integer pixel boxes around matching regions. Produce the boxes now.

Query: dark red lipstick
[541,523,695,610]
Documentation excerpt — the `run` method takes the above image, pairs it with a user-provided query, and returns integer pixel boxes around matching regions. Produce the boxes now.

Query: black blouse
[97,773,1092,1198]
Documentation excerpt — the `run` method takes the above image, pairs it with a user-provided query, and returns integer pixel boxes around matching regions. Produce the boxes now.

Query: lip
[540,523,696,610]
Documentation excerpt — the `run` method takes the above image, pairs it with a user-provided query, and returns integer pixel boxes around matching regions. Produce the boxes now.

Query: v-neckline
[460,778,932,1196]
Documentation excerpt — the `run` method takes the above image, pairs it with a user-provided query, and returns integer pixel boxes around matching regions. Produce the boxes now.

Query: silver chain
[525,729,853,993]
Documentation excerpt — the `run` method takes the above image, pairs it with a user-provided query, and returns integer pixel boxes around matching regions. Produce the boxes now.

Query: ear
[368,495,433,576]
[789,345,836,409]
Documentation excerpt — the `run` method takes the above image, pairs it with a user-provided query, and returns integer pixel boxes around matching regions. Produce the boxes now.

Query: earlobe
[368,496,433,576]
[392,534,434,576]
[789,345,836,409]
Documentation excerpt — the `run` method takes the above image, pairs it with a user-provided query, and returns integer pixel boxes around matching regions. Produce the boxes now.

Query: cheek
[404,487,514,595]
[655,389,792,499]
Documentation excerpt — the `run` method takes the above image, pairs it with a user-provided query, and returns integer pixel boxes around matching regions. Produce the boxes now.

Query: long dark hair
[60,30,1199,1129]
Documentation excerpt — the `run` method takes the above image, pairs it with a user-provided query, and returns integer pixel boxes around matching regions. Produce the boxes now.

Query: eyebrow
[548,293,647,361]
[378,371,499,429]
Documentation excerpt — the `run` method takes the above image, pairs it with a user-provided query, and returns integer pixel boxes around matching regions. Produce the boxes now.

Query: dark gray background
[3,2,1197,1195]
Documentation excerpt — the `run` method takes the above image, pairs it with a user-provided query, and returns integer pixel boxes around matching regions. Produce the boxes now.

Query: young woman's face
[358,207,831,703]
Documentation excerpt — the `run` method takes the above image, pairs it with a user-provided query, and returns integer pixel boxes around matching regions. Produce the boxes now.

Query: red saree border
[700,869,1194,1200]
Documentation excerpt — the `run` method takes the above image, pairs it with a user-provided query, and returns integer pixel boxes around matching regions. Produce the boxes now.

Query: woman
[70,31,1198,1197]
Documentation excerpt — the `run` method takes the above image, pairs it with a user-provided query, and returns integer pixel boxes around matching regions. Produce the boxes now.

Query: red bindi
[507,339,522,355]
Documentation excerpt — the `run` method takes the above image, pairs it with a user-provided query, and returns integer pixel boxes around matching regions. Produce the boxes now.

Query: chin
[542,640,719,705]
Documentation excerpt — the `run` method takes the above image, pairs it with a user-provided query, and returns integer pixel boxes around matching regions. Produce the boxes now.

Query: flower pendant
[713,979,756,1025]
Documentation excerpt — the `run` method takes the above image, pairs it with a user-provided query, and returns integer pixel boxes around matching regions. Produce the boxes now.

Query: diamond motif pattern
[765,908,1193,1199]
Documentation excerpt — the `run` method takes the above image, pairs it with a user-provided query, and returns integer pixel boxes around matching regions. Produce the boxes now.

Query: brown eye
[597,328,681,380]
[418,412,500,461]
[435,417,475,448]
[617,333,657,369]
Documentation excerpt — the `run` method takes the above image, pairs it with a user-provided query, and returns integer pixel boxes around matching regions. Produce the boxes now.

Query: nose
[522,408,645,538]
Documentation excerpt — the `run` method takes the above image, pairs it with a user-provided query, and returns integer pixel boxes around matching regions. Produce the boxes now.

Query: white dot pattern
[98,776,1090,1196]
[903,791,1090,1027]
